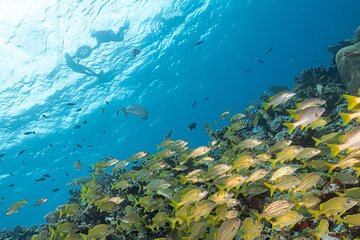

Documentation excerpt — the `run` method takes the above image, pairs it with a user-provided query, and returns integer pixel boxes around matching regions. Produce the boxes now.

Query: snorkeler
[91,22,129,49]
[65,53,102,78]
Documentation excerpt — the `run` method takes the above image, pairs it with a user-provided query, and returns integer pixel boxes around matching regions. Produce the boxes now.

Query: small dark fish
[103,131,106,135]
[75,143,83,148]
[35,177,46,182]
[204,97,210,101]
[256,58,264,64]
[49,144,53,148]
[304,28,310,31]
[63,146,66,149]
[82,120,88,124]
[51,188,59,192]
[87,145,93,148]
[8,184,14,188]
[192,101,197,108]
[52,179,55,182]
[0,153,5,158]
[18,150,25,156]
[163,130,173,139]
[132,48,141,57]
[101,107,105,113]
[245,69,252,73]
[74,125,82,129]
[81,138,86,141]
[66,103,77,106]
[105,101,109,105]
[75,108,82,112]
[9,172,13,176]
[1,197,4,200]
[22,160,25,165]
[43,174,51,178]
[269,86,289,94]
[72,148,76,152]
[266,48,273,54]
[188,122,197,130]
[66,172,69,177]
[42,114,48,118]
[24,131,35,135]
[195,40,204,46]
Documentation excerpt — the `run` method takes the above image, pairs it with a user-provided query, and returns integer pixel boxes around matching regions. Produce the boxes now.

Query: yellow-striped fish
[327,126,360,157]
[262,91,296,111]
[256,199,294,221]
[292,194,321,210]
[218,174,248,191]
[247,169,268,182]
[295,148,321,160]
[269,166,297,182]
[269,210,303,229]
[232,153,258,172]
[327,154,360,173]
[271,145,303,168]
[216,218,241,240]
[269,140,292,153]
[312,132,340,147]
[334,213,360,226]
[308,197,358,220]
[305,117,331,130]
[263,175,300,197]
[293,173,320,193]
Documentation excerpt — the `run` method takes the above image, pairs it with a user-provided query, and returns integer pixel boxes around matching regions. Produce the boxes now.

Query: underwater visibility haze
[1,0,360,239]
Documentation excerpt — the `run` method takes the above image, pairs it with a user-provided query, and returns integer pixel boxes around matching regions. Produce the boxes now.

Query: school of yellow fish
[23,90,360,239]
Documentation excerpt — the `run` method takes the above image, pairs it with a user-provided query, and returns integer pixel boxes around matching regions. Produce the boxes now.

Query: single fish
[204,97,211,101]
[312,219,329,240]
[0,153,5,158]
[66,103,77,106]
[188,122,197,130]
[8,184,14,188]
[195,40,204,46]
[293,173,320,193]
[18,149,26,156]
[266,48,273,54]
[6,199,28,215]
[256,58,264,64]
[132,48,141,57]
[263,91,296,111]
[34,198,48,207]
[339,109,360,125]
[163,130,173,139]
[269,140,292,153]
[192,101,197,108]
[327,126,360,156]
[35,177,46,182]
[312,132,340,146]
[42,114,48,118]
[241,217,264,240]
[216,218,241,240]
[75,143,83,148]
[334,213,360,226]
[270,166,297,182]
[74,160,82,171]
[256,199,294,221]
[308,197,358,220]
[121,104,149,120]
[245,69,252,73]
[269,210,303,229]
[283,106,325,134]
[73,125,81,129]
[43,174,51,178]
[24,131,35,135]
[263,175,300,197]
[294,98,326,110]
[52,188,59,192]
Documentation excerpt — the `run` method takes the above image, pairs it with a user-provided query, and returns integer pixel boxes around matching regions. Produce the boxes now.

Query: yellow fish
[293,173,320,193]
[216,218,241,240]
[270,166,297,182]
[271,145,303,168]
[263,175,300,197]
[327,126,360,156]
[283,106,325,134]
[335,213,360,227]
[312,132,340,146]
[188,146,211,159]
[269,210,303,229]
[247,169,268,182]
[256,199,294,221]
[304,117,331,130]
[269,140,292,153]
[343,94,360,110]
[241,217,263,240]
[308,197,358,220]
[232,152,258,172]
[327,154,360,172]
[292,194,321,210]
[312,219,329,240]
[339,109,360,125]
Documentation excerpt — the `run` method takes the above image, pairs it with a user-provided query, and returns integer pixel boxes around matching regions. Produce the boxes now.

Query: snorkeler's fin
[121,107,129,118]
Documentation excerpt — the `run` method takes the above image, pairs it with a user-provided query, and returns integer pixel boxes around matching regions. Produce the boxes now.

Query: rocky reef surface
[3,27,360,240]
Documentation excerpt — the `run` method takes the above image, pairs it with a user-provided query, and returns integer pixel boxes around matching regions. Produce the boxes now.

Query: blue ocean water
[0,0,359,230]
